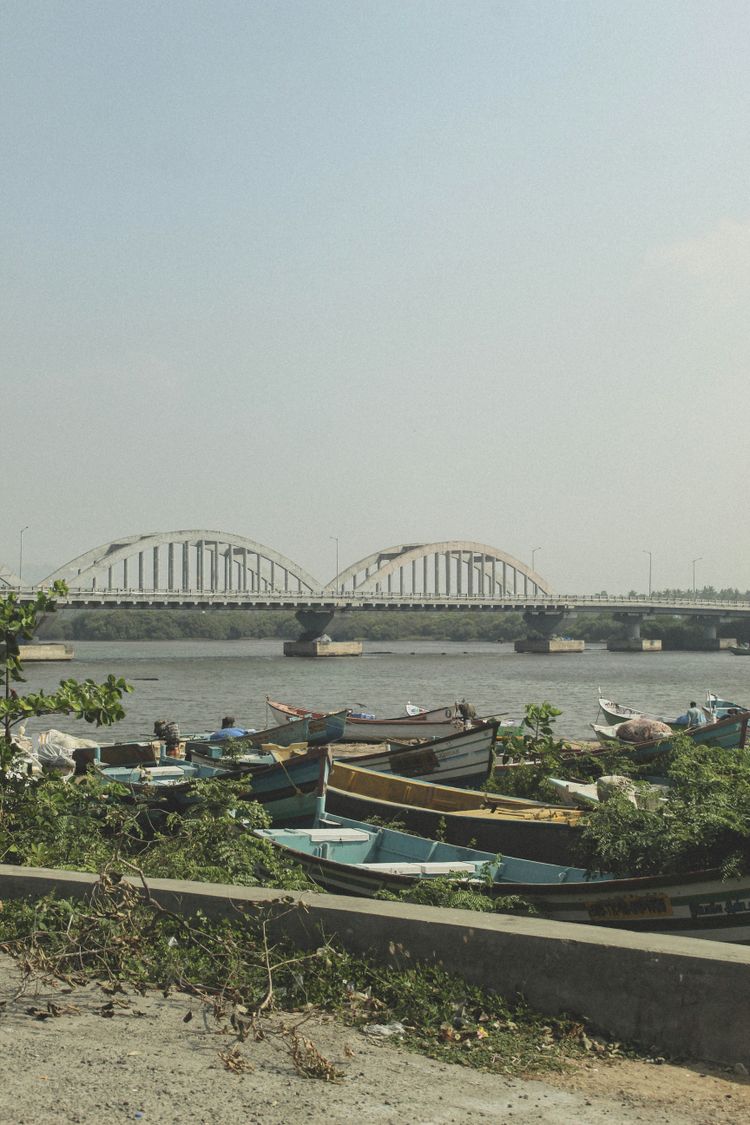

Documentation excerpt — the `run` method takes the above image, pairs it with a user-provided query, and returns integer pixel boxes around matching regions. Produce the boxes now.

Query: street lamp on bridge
[330,536,340,592]
[531,546,542,572]
[643,549,652,597]
[19,525,29,585]
[692,557,702,598]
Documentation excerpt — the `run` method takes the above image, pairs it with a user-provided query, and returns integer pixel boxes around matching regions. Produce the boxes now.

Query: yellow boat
[327,761,581,866]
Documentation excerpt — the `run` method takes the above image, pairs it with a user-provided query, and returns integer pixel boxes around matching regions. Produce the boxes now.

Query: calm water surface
[20,640,750,744]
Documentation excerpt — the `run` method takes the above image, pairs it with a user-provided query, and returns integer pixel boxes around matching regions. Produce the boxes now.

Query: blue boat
[238,746,330,824]
[184,710,348,766]
[255,813,750,941]
[94,743,331,824]
[255,812,603,898]
[93,754,236,808]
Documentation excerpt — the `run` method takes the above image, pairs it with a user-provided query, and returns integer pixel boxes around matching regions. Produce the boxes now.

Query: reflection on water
[18,639,750,744]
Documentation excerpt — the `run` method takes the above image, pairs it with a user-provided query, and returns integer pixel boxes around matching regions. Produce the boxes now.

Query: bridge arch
[39,531,321,595]
[325,541,552,597]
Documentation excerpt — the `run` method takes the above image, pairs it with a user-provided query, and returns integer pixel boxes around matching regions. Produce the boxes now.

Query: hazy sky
[3,1,749,593]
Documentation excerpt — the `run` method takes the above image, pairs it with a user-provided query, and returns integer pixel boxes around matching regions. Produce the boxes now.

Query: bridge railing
[18,588,750,610]
[6,587,750,611]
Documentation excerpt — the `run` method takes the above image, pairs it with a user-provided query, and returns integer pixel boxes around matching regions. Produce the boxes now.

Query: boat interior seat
[354,861,480,875]
[139,766,188,779]
[292,828,372,843]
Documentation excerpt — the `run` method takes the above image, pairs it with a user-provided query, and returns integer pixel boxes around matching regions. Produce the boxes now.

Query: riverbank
[1,955,747,1124]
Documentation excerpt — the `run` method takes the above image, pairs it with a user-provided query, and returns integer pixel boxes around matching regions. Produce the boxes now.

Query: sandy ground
[0,956,748,1124]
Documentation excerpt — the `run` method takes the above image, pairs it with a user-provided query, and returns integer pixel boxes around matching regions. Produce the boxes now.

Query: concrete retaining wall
[1,863,748,1066]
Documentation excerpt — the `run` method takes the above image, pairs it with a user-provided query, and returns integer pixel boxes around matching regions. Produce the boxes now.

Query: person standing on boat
[685,701,707,727]
[457,699,476,727]
[153,719,183,757]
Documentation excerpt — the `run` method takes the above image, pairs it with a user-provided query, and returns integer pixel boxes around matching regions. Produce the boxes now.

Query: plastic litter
[36,729,103,776]
[361,1022,406,1038]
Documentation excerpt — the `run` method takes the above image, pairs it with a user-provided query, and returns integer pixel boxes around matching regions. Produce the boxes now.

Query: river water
[18,639,750,744]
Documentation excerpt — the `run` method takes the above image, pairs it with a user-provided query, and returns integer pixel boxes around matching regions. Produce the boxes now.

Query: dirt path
[0,956,747,1124]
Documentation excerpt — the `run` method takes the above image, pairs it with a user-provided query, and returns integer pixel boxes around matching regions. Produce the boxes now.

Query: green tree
[0,585,132,770]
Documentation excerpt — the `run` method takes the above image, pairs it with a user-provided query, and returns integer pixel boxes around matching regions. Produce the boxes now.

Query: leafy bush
[573,739,750,877]
[375,874,535,915]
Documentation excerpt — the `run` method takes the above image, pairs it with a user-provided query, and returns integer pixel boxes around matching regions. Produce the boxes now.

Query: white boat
[353,720,499,787]
[597,691,743,728]
[266,697,467,743]
[597,696,665,726]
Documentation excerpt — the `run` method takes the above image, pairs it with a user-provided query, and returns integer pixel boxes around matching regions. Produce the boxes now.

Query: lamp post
[692,557,702,598]
[643,550,652,597]
[330,536,340,593]
[531,546,542,572]
[19,526,29,585]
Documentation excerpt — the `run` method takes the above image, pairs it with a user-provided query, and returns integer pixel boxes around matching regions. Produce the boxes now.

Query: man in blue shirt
[685,701,707,727]
[209,715,252,740]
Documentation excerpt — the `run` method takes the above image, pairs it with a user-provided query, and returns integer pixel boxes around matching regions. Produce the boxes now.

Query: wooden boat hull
[352,722,498,788]
[187,710,347,759]
[588,710,750,761]
[257,816,750,942]
[523,868,750,942]
[96,746,329,824]
[598,693,744,726]
[72,742,160,773]
[239,748,329,825]
[597,697,666,726]
[266,697,465,743]
[188,745,278,771]
[94,758,235,809]
[326,762,581,864]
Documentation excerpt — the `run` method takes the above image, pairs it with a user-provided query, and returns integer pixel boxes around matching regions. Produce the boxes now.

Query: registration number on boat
[585,894,673,922]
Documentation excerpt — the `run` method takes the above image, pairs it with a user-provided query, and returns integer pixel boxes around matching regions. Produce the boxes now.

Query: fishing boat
[351,720,499,788]
[184,710,347,767]
[255,813,750,941]
[597,696,669,726]
[326,761,581,864]
[597,691,743,727]
[91,754,238,808]
[40,737,160,776]
[188,739,327,817]
[96,742,331,824]
[266,697,467,743]
[237,746,330,824]
[588,709,750,759]
[186,742,280,771]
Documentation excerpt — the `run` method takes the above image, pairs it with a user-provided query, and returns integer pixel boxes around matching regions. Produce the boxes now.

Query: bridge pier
[514,611,584,653]
[690,617,737,651]
[292,609,335,642]
[608,613,661,652]
[283,609,362,658]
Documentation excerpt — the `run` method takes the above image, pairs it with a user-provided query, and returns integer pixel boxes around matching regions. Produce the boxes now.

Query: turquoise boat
[238,746,330,824]
[255,813,750,941]
[93,755,236,809]
[94,743,331,823]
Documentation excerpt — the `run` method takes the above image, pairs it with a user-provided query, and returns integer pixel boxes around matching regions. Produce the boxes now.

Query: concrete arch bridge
[37,532,551,602]
[29,532,551,640]
[4,530,749,646]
